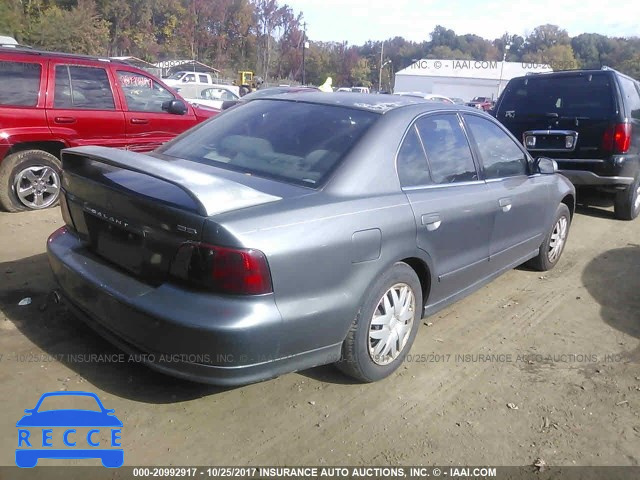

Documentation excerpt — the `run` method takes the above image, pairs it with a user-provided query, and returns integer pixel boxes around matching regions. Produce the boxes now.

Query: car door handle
[130,118,149,124]
[499,198,512,212]
[54,116,76,124]
[421,214,442,231]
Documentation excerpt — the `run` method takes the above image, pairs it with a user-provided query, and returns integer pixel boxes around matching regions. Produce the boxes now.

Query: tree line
[1,1,639,87]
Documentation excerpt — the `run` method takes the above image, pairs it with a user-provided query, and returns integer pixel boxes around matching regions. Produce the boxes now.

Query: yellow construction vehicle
[236,71,263,96]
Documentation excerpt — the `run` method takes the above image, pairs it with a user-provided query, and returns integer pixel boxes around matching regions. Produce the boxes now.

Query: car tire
[528,203,571,271]
[239,85,251,96]
[614,175,640,220]
[336,262,423,382]
[0,150,62,212]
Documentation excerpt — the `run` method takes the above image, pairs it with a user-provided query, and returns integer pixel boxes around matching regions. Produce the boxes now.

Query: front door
[115,70,199,152]
[463,113,551,267]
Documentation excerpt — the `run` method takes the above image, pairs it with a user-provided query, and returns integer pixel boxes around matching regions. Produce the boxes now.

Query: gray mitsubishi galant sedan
[47,92,575,386]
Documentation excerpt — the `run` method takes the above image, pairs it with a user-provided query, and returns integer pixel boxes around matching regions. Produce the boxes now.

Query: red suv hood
[192,104,220,121]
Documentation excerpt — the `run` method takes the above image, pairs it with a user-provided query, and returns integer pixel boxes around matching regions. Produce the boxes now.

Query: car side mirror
[221,100,239,110]
[536,157,558,174]
[163,99,188,115]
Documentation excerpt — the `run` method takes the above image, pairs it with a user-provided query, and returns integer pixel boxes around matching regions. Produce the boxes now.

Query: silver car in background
[47,93,575,386]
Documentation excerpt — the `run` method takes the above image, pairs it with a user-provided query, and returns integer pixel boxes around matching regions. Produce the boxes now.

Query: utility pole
[301,22,307,85]
[497,41,510,99]
[378,41,384,92]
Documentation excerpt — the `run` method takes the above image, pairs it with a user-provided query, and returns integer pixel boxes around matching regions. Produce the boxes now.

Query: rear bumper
[557,170,634,186]
[47,227,341,386]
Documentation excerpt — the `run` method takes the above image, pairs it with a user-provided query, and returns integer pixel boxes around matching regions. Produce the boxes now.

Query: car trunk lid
[60,146,282,285]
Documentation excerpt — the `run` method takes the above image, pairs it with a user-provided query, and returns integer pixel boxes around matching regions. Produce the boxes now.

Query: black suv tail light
[602,123,632,154]
[170,242,272,295]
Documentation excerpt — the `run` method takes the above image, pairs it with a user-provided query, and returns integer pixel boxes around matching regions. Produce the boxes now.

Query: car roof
[0,45,128,65]
[511,68,620,82]
[259,92,465,113]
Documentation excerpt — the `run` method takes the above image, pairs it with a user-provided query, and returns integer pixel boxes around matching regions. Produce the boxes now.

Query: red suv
[0,47,218,211]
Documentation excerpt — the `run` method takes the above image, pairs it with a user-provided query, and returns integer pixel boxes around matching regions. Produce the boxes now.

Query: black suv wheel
[614,175,640,220]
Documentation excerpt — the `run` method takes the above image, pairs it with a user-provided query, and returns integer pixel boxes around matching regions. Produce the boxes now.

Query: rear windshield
[161,99,379,187]
[499,73,616,119]
[0,61,41,106]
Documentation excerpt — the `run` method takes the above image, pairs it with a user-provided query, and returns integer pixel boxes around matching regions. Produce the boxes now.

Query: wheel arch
[561,193,575,219]
[8,141,67,160]
[399,256,432,312]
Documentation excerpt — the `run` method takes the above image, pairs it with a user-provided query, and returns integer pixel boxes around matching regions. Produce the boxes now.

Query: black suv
[492,68,640,220]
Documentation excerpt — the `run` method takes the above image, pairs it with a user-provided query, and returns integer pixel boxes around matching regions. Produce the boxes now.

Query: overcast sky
[284,0,638,44]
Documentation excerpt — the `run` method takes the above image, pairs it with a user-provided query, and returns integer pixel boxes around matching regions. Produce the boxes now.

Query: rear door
[463,113,551,268]
[45,62,126,148]
[114,70,199,152]
[398,113,495,306]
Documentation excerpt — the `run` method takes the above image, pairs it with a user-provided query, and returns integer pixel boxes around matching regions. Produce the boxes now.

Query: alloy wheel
[14,166,60,209]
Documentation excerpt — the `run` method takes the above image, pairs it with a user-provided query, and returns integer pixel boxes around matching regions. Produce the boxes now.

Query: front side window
[161,99,379,187]
[117,71,174,113]
[0,61,41,106]
[415,114,478,184]
[397,126,430,187]
[464,115,528,179]
[54,65,115,110]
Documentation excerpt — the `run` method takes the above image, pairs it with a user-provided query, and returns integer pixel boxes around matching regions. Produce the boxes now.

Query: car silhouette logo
[16,391,123,468]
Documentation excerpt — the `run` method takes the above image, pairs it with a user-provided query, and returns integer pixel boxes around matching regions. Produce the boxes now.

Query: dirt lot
[0,200,639,468]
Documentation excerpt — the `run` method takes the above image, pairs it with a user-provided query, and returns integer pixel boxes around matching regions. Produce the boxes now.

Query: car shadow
[574,189,616,219]
[0,253,235,403]
[581,245,640,359]
[297,365,357,385]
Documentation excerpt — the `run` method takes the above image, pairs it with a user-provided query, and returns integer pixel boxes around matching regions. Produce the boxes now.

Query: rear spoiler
[61,146,281,217]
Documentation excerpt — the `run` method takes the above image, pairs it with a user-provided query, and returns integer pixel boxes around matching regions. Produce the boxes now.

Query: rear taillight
[48,225,68,243]
[170,242,272,295]
[602,123,632,153]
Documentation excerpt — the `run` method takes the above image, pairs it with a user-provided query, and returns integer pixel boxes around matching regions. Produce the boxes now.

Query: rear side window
[54,65,115,110]
[464,115,528,179]
[161,99,378,187]
[618,76,640,120]
[397,126,431,187]
[415,114,478,184]
[0,61,41,106]
[499,73,615,120]
[198,74,208,83]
